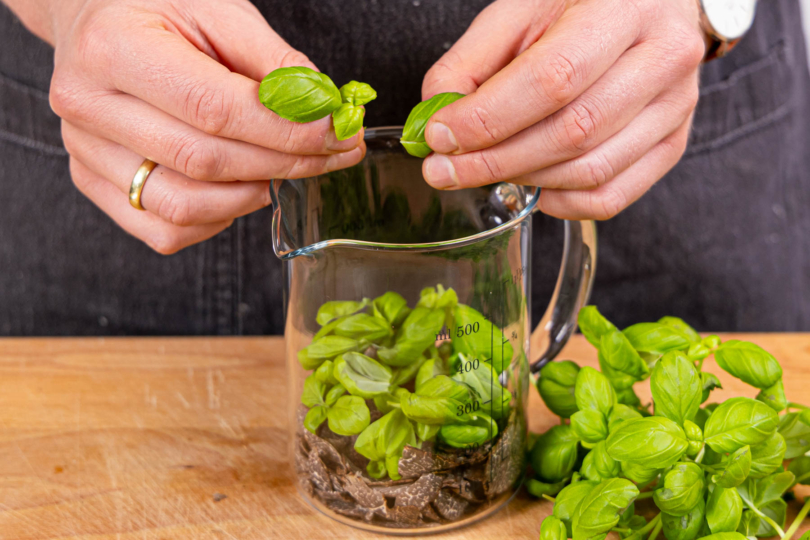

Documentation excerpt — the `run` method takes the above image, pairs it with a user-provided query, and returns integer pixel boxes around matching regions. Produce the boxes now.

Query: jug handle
[529,220,597,374]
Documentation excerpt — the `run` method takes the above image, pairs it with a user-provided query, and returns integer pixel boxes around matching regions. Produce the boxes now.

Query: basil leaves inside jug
[295,285,524,527]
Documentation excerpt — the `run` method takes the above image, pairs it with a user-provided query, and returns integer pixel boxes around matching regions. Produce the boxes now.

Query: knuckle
[155,189,197,227]
[185,82,235,137]
[592,188,627,221]
[145,232,184,256]
[574,153,615,189]
[466,106,502,147]
[536,51,581,106]
[68,159,91,191]
[668,27,705,72]
[558,101,600,153]
[469,151,505,184]
[170,135,223,181]
[49,73,84,121]
[75,23,114,68]
[280,154,311,179]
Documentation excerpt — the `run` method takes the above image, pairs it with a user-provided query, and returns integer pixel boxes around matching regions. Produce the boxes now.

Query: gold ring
[129,159,158,211]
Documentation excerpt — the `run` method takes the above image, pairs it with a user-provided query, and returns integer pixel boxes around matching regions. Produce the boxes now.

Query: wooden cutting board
[0,335,807,539]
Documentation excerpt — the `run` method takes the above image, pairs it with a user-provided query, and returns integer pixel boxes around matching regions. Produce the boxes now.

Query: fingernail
[326,130,361,152]
[426,122,459,153]
[424,155,458,189]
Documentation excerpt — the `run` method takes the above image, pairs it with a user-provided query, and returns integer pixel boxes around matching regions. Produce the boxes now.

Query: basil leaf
[684,420,704,457]
[651,351,702,426]
[259,66,342,123]
[578,306,619,348]
[526,479,567,498]
[581,441,620,482]
[327,395,370,436]
[662,497,705,540]
[606,417,688,469]
[316,298,369,326]
[530,425,580,483]
[379,307,445,367]
[400,393,462,425]
[372,291,410,327]
[391,354,428,387]
[367,459,387,479]
[753,471,795,506]
[333,313,392,341]
[575,366,616,418]
[622,323,692,355]
[697,534,747,540]
[339,81,377,107]
[706,486,743,533]
[314,360,340,386]
[452,356,511,420]
[654,462,704,516]
[416,284,458,311]
[417,422,441,442]
[694,407,712,430]
[571,409,609,446]
[749,432,786,478]
[778,411,810,459]
[415,357,449,392]
[712,446,751,489]
[541,516,569,540]
[417,374,470,400]
[298,336,360,369]
[304,405,328,434]
[571,478,639,540]
[331,103,365,141]
[702,335,722,350]
[313,316,344,341]
[753,499,786,537]
[354,409,415,479]
[451,303,513,374]
[301,374,327,408]
[687,343,711,362]
[616,387,643,408]
[701,372,723,404]
[703,397,779,453]
[324,384,347,407]
[787,455,810,486]
[537,360,580,419]
[600,330,649,384]
[755,379,787,412]
[439,414,498,448]
[621,462,661,484]
[736,511,760,537]
[608,404,643,433]
[554,481,600,537]
[333,352,393,398]
[401,92,465,158]
[714,341,782,390]
[658,316,701,343]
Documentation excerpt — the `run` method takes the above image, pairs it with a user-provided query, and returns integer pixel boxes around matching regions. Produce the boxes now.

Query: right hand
[47,0,365,254]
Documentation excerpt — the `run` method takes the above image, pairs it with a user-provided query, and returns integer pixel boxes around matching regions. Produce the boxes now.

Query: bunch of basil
[298,285,514,480]
[532,306,810,540]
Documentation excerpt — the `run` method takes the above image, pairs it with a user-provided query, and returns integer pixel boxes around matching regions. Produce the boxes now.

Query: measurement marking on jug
[502,265,527,286]
[435,322,481,341]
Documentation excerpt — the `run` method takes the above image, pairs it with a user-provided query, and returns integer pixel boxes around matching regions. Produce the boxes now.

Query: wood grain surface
[0,335,807,539]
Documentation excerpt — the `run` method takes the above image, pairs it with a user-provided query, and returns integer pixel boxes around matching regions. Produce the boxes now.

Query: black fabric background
[0,0,808,335]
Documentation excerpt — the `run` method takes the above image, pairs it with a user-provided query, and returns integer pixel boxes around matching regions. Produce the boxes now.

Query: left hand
[421,0,705,220]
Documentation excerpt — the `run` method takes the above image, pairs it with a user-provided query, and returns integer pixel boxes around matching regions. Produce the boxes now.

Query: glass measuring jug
[271,127,597,534]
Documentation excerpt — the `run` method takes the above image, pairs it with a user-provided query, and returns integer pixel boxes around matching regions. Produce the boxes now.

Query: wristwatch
[697,0,758,61]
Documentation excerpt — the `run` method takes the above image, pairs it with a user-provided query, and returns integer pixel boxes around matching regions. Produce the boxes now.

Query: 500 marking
[435,322,480,341]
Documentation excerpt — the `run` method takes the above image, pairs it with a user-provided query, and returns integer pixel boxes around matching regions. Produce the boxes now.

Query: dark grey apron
[0,0,807,335]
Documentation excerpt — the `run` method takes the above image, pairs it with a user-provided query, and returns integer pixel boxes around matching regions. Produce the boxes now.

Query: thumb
[421,0,565,100]
[197,2,317,82]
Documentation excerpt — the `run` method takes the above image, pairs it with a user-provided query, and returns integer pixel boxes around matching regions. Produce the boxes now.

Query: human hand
[45,0,364,254]
[421,0,704,220]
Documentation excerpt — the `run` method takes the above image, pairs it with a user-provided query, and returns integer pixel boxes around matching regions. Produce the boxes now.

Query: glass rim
[271,126,541,259]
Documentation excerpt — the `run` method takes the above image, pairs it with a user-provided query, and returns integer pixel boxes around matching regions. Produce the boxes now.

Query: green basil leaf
[379,307,445,367]
[333,352,393,398]
[778,411,810,459]
[391,354,428,387]
[526,478,567,498]
[684,420,704,458]
[753,499,786,537]
[439,414,498,448]
[749,432,787,478]
[259,66,342,123]
[316,298,369,326]
[416,284,458,311]
[616,387,643,408]
[314,360,340,386]
[578,306,619,348]
[619,503,636,527]
[608,404,643,433]
[662,497,705,540]
[801,409,810,427]
[367,459,387,479]
[372,291,410,327]
[451,303,513,374]
[530,425,580,483]
[572,409,609,446]
[658,316,701,343]
[554,481,600,537]
[651,351,702,426]
[707,486,743,533]
[331,103,365,141]
[622,323,692,355]
[417,374,470,400]
[301,374,327,408]
[324,383,347,407]
[339,80,377,107]
[697,534,747,540]
[575,366,616,418]
[753,471,795,507]
[327,395,370,436]
[298,335,360,369]
[581,441,620,482]
[401,92,465,158]
[415,357,449,392]
[355,408,415,479]
[694,407,712,430]
[538,360,580,418]
[313,316,344,341]
[601,330,650,383]
[798,532,810,540]
[787,455,810,486]
[702,335,722,350]
[701,373,723,404]
[755,379,787,412]
[334,313,392,341]
[400,389,467,425]
[714,341,782,390]
[606,417,688,469]
[304,405,328,434]
[654,462,704,516]
[712,446,751,489]
[541,516,569,540]
[417,422,441,442]
[452,356,511,420]
[621,462,661,484]
[572,478,639,540]
[736,511,760,537]
[687,343,711,362]
[704,397,779,453]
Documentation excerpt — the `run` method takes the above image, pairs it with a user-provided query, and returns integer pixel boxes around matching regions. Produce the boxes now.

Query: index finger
[426,0,641,154]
